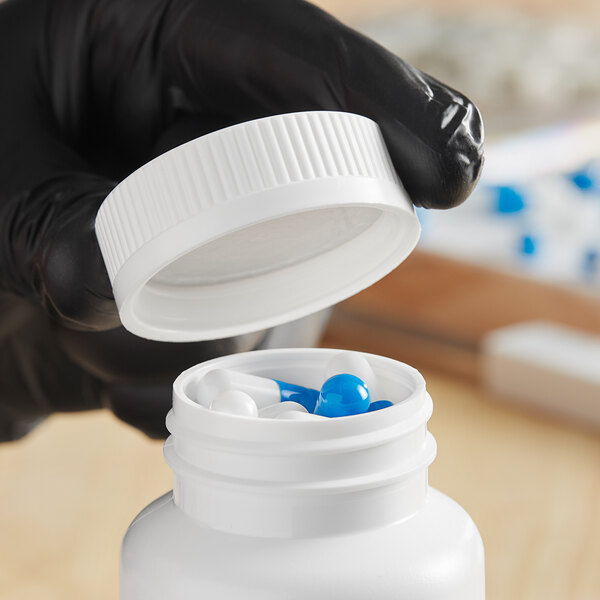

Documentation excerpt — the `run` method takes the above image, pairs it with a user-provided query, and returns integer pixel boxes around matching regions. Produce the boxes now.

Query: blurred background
[1,0,599,598]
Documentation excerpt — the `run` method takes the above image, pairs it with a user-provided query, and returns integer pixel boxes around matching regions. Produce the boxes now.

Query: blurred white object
[417,119,600,290]
[482,321,600,428]
[482,119,600,184]
[361,10,600,130]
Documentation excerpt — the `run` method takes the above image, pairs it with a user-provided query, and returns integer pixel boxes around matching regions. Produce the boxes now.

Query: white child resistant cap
[95,111,420,342]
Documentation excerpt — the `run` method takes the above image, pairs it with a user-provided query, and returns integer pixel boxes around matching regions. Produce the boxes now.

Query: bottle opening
[165,349,436,538]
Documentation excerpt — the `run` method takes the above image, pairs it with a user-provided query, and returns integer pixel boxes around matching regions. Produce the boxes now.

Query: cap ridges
[95,111,399,282]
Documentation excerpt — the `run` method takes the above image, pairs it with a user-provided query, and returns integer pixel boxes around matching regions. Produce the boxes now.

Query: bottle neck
[165,349,436,539]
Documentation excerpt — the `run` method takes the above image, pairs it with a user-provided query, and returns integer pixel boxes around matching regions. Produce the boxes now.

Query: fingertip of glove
[388,98,484,210]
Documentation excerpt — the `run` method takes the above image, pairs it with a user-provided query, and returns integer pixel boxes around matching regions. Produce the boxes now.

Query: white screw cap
[95,111,420,342]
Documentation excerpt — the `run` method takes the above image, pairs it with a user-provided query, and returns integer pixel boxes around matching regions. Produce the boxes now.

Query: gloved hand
[0,0,484,440]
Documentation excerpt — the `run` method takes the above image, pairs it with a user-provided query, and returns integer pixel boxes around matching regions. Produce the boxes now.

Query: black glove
[0,0,484,440]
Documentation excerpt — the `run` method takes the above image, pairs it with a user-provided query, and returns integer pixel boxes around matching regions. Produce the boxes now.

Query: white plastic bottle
[121,349,485,599]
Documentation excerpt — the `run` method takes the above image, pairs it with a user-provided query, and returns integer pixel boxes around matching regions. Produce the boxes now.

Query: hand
[0,0,484,440]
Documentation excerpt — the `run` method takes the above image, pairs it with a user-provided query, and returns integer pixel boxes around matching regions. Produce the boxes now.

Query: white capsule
[325,352,378,399]
[193,371,217,407]
[194,368,281,408]
[276,411,327,421]
[259,401,308,419]
[210,390,258,417]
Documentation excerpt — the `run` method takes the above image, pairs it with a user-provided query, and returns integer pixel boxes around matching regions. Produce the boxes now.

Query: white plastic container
[95,111,484,598]
[121,349,485,599]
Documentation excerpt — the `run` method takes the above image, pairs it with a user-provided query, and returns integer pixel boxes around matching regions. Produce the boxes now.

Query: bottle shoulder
[122,487,483,600]
[125,487,480,542]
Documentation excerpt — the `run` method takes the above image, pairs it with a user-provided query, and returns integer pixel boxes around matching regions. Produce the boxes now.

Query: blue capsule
[494,186,525,214]
[569,169,595,191]
[520,234,537,256]
[367,400,394,412]
[315,374,370,418]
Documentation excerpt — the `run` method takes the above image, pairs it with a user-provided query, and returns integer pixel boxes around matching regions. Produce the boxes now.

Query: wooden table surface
[1,360,599,600]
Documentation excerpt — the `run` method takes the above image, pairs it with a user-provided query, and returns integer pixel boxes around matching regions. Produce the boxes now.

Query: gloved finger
[153,0,484,208]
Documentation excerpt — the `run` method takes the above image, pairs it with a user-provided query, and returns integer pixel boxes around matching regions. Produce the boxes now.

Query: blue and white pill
[315,374,370,418]
[273,379,319,413]
[210,390,258,417]
[194,368,319,412]
[259,401,308,419]
[325,352,378,400]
